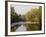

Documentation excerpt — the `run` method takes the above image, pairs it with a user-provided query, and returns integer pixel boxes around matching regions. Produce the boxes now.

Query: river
[11,22,39,32]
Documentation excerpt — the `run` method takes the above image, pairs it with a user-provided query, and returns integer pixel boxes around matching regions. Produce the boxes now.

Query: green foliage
[11,7,19,23]
[24,6,42,22]
[24,6,42,31]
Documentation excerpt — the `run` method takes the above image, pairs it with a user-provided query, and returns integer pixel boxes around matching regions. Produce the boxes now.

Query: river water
[12,22,39,32]
[16,25,27,32]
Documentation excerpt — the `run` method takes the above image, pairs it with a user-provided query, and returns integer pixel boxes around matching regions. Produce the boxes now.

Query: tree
[24,6,42,30]
[11,7,19,23]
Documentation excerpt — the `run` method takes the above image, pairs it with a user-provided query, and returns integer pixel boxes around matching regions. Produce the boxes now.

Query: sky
[11,4,39,15]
